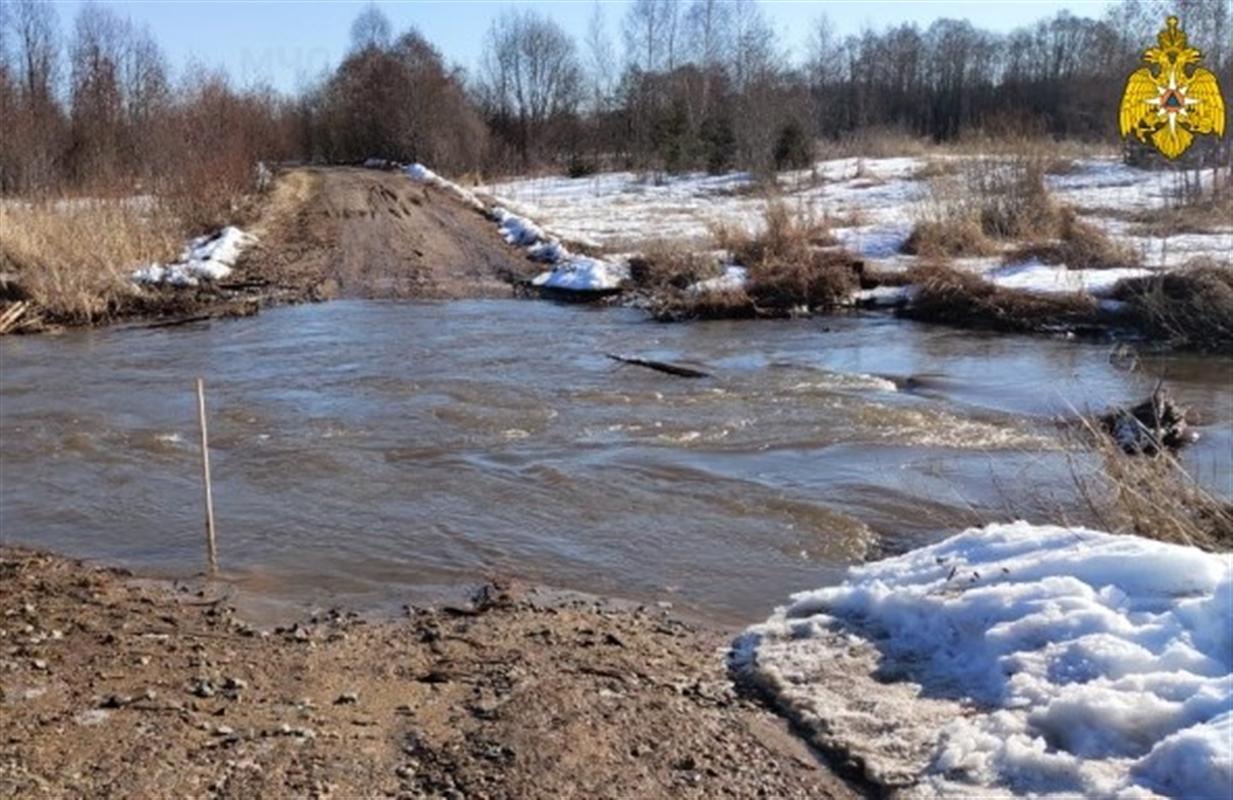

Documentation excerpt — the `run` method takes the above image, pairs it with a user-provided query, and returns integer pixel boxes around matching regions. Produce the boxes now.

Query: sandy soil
[0,548,859,799]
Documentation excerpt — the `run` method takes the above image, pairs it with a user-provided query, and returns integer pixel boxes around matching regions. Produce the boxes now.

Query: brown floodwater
[2,300,1230,624]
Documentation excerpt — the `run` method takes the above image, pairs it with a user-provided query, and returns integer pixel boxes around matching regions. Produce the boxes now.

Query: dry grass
[1068,416,1232,551]
[1124,194,1233,237]
[903,149,1059,258]
[650,288,756,321]
[912,159,959,180]
[1003,208,1142,270]
[1111,260,1233,352]
[712,200,837,262]
[815,128,934,160]
[901,262,1099,332]
[0,201,182,324]
[627,240,724,290]
[901,217,996,259]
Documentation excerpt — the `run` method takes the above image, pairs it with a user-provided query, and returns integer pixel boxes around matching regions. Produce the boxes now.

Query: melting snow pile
[492,206,627,292]
[736,522,1232,799]
[688,265,748,294]
[404,163,485,212]
[131,227,255,288]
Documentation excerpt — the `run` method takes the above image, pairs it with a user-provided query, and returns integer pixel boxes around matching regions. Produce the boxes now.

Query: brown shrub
[716,201,837,266]
[1004,208,1142,270]
[903,150,1059,258]
[901,263,1099,332]
[969,155,1058,240]
[661,203,861,320]
[0,201,181,324]
[901,218,996,258]
[628,241,723,290]
[650,288,757,322]
[1111,261,1233,352]
[746,249,860,312]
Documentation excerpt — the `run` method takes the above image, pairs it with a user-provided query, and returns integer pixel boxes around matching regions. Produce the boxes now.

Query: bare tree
[728,0,778,92]
[623,0,675,73]
[584,1,616,114]
[69,3,127,183]
[479,9,581,164]
[8,0,59,103]
[349,3,391,53]
[685,0,732,71]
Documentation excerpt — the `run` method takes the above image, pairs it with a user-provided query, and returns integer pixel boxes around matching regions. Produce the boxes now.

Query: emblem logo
[1119,15,1226,159]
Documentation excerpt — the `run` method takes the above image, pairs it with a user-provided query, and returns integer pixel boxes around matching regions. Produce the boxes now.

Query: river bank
[0,547,856,799]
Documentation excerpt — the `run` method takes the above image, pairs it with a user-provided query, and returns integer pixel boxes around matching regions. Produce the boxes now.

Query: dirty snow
[735,521,1233,798]
[132,227,255,288]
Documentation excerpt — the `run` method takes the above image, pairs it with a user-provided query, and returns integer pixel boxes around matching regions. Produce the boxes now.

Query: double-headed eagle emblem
[1119,16,1225,159]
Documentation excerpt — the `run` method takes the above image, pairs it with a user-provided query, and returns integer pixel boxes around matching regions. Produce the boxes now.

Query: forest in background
[1,0,1230,217]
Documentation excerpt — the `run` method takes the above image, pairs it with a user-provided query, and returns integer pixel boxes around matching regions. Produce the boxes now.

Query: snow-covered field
[734,522,1232,798]
[484,157,1232,298]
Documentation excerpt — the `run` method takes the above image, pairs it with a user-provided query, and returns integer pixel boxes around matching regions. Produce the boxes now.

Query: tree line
[2,0,1230,202]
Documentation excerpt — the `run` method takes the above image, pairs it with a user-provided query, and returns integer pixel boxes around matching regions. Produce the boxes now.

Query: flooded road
[2,300,1230,624]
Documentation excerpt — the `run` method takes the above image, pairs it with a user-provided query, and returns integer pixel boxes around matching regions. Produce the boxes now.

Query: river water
[2,300,1229,624]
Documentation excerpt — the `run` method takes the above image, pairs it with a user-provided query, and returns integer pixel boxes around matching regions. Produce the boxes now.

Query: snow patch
[132,227,254,288]
[736,522,1232,798]
[988,259,1153,297]
[689,265,748,294]
[854,284,918,307]
[405,162,485,212]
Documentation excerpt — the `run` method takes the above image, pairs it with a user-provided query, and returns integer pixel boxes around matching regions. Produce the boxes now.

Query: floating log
[605,352,711,379]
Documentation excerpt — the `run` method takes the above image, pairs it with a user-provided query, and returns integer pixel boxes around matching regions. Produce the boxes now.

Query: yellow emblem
[1119,15,1226,159]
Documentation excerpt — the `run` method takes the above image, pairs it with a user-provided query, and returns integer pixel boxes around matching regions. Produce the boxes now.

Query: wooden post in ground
[196,378,218,575]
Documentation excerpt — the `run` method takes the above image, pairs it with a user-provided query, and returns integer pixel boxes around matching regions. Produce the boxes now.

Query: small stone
[190,679,215,698]
[334,691,359,705]
[30,659,47,671]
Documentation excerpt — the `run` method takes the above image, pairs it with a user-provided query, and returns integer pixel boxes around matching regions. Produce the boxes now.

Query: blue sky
[49,1,1114,92]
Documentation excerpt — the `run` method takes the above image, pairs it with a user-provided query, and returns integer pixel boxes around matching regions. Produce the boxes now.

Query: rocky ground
[0,548,859,799]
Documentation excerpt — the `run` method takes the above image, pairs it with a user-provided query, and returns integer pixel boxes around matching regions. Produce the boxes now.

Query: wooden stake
[196,378,218,575]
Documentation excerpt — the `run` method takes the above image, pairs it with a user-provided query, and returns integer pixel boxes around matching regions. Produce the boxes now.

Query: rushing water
[2,300,1230,624]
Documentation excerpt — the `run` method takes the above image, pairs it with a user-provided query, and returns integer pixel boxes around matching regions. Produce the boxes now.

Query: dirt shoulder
[0,548,857,799]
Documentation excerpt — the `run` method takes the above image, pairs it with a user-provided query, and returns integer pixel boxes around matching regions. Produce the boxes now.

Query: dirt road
[237,167,536,302]
[0,549,858,799]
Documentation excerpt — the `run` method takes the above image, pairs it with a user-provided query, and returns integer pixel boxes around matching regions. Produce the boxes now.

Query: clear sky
[48,1,1115,92]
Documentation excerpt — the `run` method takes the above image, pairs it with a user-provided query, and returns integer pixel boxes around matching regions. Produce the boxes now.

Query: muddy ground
[0,549,858,799]
[239,167,536,302]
